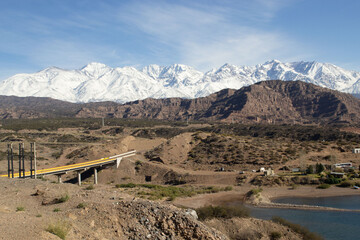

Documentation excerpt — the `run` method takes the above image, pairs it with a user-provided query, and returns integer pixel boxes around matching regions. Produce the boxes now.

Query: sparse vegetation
[317,184,331,189]
[116,183,137,188]
[53,208,61,212]
[270,231,282,240]
[338,181,352,188]
[272,216,323,240]
[250,188,262,195]
[57,194,70,203]
[85,185,95,190]
[16,206,25,212]
[76,203,86,209]
[196,205,249,220]
[115,183,234,200]
[46,221,71,240]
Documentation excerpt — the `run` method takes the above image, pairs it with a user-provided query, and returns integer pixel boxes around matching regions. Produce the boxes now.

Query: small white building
[353,148,360,154]
[264,168,275,176]
[334,163,352,168]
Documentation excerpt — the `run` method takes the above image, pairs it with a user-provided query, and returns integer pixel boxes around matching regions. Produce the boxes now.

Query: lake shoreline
[248,185,360,212]
[174,185,360,211]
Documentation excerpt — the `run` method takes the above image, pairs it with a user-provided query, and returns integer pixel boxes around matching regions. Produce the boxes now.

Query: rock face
[1,80,360,125]
[76,80,360,125]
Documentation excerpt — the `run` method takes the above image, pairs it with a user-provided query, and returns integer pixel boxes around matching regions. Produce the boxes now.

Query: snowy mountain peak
[81,62,111,76]
[264,59,282,65]
[0,60,360,103]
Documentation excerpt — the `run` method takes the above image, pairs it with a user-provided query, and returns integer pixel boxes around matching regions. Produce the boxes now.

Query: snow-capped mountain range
[0,60,360,103]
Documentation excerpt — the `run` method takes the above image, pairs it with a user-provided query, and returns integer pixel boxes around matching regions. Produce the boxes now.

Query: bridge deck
[1,150,136,178]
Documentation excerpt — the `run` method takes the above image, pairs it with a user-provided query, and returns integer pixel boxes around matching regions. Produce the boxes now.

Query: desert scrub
[16,206,25,212]
[116,183,137,188]
[46,221,71,240]
[115,183,233,200]
[317,184,331,189]
[270,231,282,240]
[338,181,352,188]
[249,188,263,196]
[272,216,323,240]
[53,208,61,212]
[135,160,142,171]
[57,194,70,203]
[196,205,249,220]
[85,184,94,190]
[76,203,86,209]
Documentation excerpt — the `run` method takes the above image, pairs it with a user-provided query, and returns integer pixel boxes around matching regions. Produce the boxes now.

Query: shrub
[36,214,42,217]
[196,205,249,220]
[115,183,137,188]
[272,216,323,240]
[85,185,94,190]
[270,231,282,240]
[338,181,352,188]
[46,221,70,240]
[224,186,233,191]
[53,208,61,212]
[306,165,314,174]
[317,184,331,189]
[57,194,70,203]
[324,177,341,185]
[16,206,25,212]
[247,188,263,197]
[76,203,86,209]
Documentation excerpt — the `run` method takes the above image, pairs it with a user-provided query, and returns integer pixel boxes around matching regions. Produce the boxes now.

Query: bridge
[1,150,136,185]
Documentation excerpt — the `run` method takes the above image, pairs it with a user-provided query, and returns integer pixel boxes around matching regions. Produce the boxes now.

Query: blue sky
[0,0,359,80]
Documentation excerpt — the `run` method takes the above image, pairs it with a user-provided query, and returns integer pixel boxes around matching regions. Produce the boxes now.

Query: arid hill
[1,80,360,125]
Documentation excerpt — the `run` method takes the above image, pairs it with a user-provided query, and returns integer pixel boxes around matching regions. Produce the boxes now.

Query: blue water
[249,195,360,240]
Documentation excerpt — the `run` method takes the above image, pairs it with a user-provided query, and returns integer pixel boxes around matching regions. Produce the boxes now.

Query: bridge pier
[94,168,98,185]
[77,171,82,186]
[58,175,62,183]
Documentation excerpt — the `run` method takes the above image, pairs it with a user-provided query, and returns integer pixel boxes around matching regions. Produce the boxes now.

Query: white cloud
[0,0,310,80]
[117,0,309,70]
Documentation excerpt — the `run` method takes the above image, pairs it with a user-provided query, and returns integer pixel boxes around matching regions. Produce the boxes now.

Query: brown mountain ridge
[1,80,360,125]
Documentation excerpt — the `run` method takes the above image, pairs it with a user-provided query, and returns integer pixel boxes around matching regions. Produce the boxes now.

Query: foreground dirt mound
[205,217,301,240]
[76,201,228,240]
[0,178,228,239]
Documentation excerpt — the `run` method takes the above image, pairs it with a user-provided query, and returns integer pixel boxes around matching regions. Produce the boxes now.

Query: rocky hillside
[0,178,301,240]
[76,80,360,125]
[1,80,360,125]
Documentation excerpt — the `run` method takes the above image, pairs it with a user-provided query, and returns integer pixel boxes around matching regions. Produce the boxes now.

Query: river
[249,195,360,240]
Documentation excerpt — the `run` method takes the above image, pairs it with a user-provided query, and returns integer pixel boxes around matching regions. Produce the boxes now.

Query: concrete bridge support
[57,175,62,184]
[94,168,98,185]
[77,171,82,186]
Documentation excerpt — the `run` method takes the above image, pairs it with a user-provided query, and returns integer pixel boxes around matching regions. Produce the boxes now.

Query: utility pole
[21,143,25,177]
[10,144,14,178]
[33,143,37,179]
[30,143,36,178]
[7,144,11,178]
[18,143,22,178]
